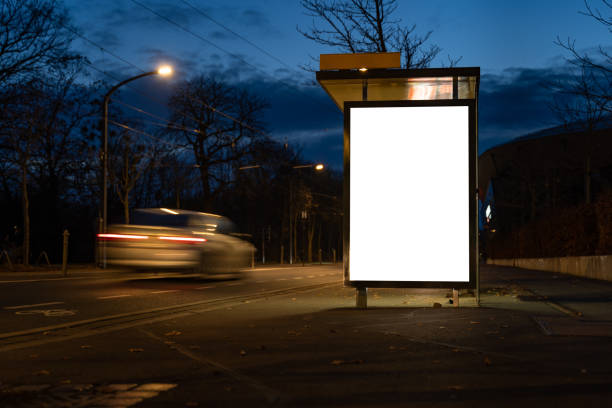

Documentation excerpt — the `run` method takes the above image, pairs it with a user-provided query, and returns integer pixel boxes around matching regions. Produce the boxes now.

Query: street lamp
[101,65,173,266]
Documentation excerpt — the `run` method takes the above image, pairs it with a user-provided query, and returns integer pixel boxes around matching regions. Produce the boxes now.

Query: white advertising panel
[348,103,472,284]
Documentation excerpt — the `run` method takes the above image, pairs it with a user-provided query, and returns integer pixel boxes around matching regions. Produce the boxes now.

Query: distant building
[478,117,612,235]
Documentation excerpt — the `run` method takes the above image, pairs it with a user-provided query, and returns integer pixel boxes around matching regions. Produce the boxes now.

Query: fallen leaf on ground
[80,345,92,349]
[29,354,39,358]
[34,370,50,375]
[388,346,396,351]
[291,298,297,301]
[164,330,182,337]
[165,341,176,345]
[580,368,588,374]
[484,357,492,366]
[469,321,480,324]
[186,402,199,407]
[240,350,247,356]
[331,359,363,365]
[188,345,201,350]
[60,379,71,384]
[129,348,144,353]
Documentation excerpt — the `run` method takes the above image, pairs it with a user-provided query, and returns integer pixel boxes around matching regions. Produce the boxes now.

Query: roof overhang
[316,66,480,111]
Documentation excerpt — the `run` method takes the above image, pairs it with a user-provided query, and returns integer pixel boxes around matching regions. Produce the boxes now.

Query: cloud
[478,66,568,153]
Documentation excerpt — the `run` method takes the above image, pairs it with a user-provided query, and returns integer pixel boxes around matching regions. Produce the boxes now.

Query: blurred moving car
[97,208,254,275]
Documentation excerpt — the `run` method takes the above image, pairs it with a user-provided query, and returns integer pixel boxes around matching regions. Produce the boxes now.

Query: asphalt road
[0,265,341,335]
[0,263,611,407]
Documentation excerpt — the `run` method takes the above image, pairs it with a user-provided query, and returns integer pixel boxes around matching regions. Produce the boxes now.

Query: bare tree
[108,128,149,224]
[298,0,456,68]
[0,0,76,87]
[554,0,611,114]
[167,75,268,211]
[0,79,47,265]
[551,0,611,204]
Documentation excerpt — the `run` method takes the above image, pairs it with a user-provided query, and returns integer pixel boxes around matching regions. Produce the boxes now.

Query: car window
[132,212,190,227]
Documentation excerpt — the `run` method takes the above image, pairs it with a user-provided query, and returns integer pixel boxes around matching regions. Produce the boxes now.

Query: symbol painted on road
[15,309,76,317]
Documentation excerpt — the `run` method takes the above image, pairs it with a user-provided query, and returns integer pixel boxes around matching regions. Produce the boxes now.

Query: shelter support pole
[354,79,369,309]
[356,287,367,309]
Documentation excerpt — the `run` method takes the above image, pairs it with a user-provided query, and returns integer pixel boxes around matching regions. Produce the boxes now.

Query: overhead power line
[129,0,339,116]
[179,0,301,75]
[56,16,269,137]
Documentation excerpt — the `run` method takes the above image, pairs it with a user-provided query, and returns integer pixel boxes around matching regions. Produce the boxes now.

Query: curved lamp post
[101,65,172,266]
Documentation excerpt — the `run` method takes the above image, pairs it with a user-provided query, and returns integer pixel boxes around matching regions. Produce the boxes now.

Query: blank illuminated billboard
[345,100,476,287]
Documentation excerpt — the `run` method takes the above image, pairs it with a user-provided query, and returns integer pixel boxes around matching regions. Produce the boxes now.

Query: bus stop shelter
[316,53,480,308]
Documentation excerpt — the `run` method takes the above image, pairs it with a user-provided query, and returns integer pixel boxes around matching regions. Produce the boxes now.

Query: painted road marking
[195,286,215,290]
[307,275,315,278]
[98,294,132,300]
[226,282,242,286]
[150,290,179,294]
[276,278,287,281]
[15,309,76,317]
[0,277,88,284]
[293,277,303,280]
[4,302,64,310]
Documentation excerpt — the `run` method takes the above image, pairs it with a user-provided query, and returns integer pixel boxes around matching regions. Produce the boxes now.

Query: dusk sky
[63,0,611,169]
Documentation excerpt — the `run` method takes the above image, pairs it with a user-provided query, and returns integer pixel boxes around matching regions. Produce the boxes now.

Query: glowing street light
[157,65,173,76]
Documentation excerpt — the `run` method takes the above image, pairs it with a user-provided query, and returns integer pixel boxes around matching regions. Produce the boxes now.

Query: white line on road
[255,281,267,283]
[4,301,65,310]
[98,294,132,300]
[226,282,242,286]
[0,277,88,284]
[276,278,287,281]
[195,286,215,290]
[150,290,179,294]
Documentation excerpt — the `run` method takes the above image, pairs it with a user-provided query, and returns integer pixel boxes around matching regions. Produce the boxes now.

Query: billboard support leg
[356,287,367,309]
[452,288,459,307]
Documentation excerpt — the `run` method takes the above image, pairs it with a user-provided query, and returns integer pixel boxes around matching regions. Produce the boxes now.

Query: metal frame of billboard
[343,99,478,289]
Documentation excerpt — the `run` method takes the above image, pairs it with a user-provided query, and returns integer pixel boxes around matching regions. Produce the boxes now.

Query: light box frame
[343,99,477,289]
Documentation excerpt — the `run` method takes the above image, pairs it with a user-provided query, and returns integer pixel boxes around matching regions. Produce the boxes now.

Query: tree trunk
[123,191,130,224]
[21,165,30,266]
[307,217,315,263]
[585,154,592,205]
[199,165,212,210]
[292,212,299,262]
